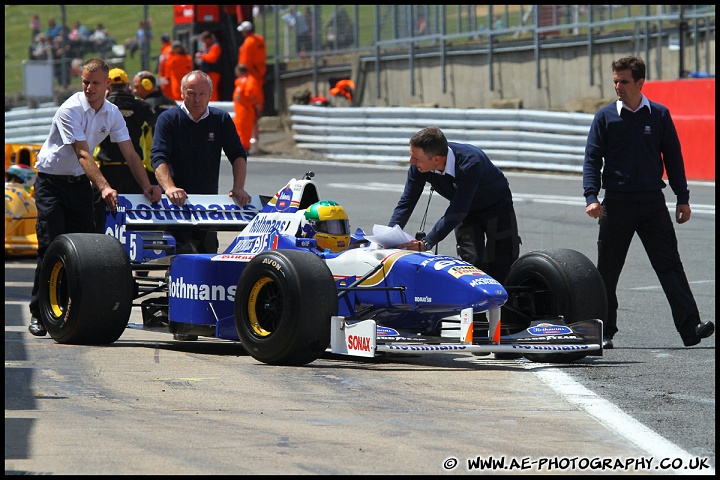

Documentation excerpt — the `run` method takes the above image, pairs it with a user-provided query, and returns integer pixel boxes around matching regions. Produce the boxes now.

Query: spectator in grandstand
[29,13,41,41]
[283,7,311,53]
[88,23,111,59]
[50,33,73,87]
[416,12,427,35]
[30,33,52,61]
[68,21,89,42]
[136,20,153,53]
[45,18,62,39]
[325,6,353,49]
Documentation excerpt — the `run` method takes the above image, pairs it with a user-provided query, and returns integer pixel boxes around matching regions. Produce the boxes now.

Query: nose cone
[393,253,508,311]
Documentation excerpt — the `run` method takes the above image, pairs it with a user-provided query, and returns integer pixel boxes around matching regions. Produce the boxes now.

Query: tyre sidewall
[39,233,133,344]
[235,250,336,365]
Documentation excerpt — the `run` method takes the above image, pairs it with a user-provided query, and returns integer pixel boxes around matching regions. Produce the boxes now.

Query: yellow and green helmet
[304,200,350,252]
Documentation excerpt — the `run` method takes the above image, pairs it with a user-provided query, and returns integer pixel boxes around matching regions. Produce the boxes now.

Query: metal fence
[23,6,715,111]
[256,5,714,97]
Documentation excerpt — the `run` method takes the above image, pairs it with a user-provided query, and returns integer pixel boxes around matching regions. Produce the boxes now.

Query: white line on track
[526,365,715,475]
[325,183,715,215]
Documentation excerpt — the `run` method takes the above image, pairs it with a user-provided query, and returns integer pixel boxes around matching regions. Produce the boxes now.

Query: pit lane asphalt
[2,294,672,475]
[5,153,715,475]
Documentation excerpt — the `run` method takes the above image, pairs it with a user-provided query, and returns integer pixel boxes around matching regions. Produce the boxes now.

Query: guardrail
[4,105,61,145]
[5,102,594,174]
[289,104,593,172]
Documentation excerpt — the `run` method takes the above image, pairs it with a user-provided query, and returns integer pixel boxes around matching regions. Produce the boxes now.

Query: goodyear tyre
[38,233,133,344]
[234,249,337,366]
[503,248,607,363]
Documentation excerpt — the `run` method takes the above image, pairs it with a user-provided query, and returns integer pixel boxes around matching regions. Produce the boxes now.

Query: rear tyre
[503,249,607,363]
[234,250,337,366]
[39,233,133,344]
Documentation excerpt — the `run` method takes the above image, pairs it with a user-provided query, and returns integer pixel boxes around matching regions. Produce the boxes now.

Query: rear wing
[102,175,317,262]
[108,194,266,231]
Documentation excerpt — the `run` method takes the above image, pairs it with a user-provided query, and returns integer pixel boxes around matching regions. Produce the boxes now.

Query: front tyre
[504,249,607,363]
[38,233,133,344]
[234,250,337,366]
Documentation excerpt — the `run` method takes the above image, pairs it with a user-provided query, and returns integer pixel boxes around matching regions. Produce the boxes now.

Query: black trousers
[30,173,94,318]
[596,197,701,341]
[454,203,521,285]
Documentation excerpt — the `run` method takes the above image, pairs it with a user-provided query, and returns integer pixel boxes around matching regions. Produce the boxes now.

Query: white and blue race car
[36,172,606,365]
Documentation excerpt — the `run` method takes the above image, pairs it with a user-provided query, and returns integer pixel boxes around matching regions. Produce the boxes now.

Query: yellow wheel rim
[48,261,65,318]
[247,277,273,336]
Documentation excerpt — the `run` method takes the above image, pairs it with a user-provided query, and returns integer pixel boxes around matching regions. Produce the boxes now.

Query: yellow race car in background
[5,144,40,257]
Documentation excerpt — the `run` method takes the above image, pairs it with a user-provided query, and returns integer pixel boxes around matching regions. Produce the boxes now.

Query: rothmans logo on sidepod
[168,276,235,302]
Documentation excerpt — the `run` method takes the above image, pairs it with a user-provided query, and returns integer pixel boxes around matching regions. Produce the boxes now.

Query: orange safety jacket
[199,42,222,101]
[166,52,193,101]
[238,32,267,105]
[233,74,263,150]
[330,79,355,101]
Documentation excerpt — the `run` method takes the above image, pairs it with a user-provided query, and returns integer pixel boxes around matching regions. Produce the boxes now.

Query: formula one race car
[5,163,38,256]
[35,172,606,365]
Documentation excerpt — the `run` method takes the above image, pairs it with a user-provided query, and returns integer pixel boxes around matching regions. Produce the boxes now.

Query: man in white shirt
[28,57,162,337]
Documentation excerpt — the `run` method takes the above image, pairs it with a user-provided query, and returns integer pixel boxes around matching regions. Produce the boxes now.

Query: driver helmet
[5,164,37,191]
[304,200,350,252]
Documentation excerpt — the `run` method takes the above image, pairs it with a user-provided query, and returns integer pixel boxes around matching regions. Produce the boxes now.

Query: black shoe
[28,317,47,337]
[602,337,614,349]
[683,321,715,347]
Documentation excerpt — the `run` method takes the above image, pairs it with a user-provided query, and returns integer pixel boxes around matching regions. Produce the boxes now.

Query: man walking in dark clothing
[583,55,714,349]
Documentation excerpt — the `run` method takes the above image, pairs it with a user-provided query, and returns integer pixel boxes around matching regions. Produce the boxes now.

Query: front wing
[331,308,604,358]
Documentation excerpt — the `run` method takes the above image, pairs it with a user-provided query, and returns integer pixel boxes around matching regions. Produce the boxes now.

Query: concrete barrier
[6,103,594,174]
